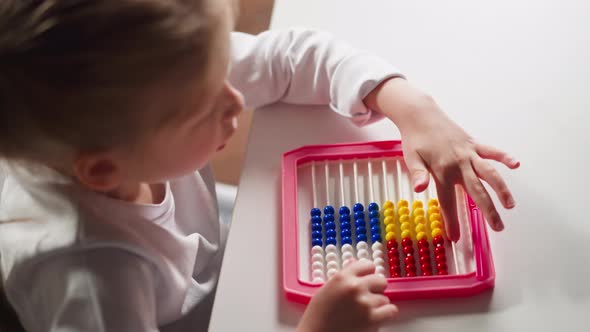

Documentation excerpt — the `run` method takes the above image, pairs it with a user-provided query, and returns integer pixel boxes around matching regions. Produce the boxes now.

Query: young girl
[0,0,520,331]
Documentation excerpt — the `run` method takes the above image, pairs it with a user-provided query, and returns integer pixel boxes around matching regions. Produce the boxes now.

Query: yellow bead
[383,201,394,209]
[385,232,396,241]
[383,209,394,217]
[429,213,441,222]
[428,199,439,207]
[398,207,410,216]
[385,223,396,233]
[413,208,425,217]
[432,228,443,238]
[401,230,411,239]
[401,222,411,231]
[399,215,409,223]
[416,232,427,241]
[428,206,440,215]
[415,223,426,233]
[384,216,394,225]
[430,220,443,230]
[414,215,426,224]
[412,200,423,209]
[398,200,409,207]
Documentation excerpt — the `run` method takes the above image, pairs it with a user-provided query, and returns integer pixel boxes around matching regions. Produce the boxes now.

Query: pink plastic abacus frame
[282,140,495,304]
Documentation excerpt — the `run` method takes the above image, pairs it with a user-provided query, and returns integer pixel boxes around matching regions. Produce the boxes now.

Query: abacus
[282,141,495,304]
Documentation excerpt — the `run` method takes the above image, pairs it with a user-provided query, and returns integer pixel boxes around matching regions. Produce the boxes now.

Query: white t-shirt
[0,29,401,331]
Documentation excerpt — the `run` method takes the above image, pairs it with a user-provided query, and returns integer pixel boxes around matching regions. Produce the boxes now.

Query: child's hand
[364,78,520,241]
[297,260,398,332]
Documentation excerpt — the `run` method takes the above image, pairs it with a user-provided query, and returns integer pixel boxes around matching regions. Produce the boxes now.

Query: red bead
[436,262,448,271]
[403,246,414,255]
[406,271,417,277]
[434,246,445,255]
[391,272,402,278]
[387,240,398,250]
[435,254,447,263]
[419,247,430,256]
[388,257,400,266]
[433,235,445,246]
[437,269,448,275]
[405,263,416,272]
[390,266,401,274]
[389,247,400,256]
[419,255,431,264]
[418,239,429,248]
[420,263,432,272]
[404,255,415,265]
[422,270,433,276]
[402,238,413,247]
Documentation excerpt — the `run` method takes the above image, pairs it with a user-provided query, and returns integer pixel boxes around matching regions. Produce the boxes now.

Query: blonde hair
[0,0,217,166]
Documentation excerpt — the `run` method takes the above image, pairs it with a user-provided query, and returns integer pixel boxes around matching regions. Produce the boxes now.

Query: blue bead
[323,214,335,222]
[355,219,366,228]
[326,229,337,238]
[370,225,381,235]
[341,228,352,238]
[354,211,365,220]
[312,238,323,247]
[310,208,322,217]
[353,203,364,212]
[370,218,380,227]
[368,202,379,211]
[339,214,351,222]
[325,221,336,230]
[356,234,368,242]
[369,210,379,219]
[371,234,382,243]
[340,221,351,229]
[326,237,337,245]
[342,236,353,245]
[356,226,367,235]
[311,223,322,232]
[324,205,335,215]
[311,230,323,239]
[311,215,322,224]
[339,206,350,215]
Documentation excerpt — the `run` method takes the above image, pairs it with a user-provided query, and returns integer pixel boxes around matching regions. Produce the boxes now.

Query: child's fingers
[460,164,504,232]
[361,274,388,293]
[344,259,376,277]
[404,150,430,193]
[362,293,391,308]
[472,158,515,209]
[369,303,399,324]
[476,143,520,169]
[435,180,460,242]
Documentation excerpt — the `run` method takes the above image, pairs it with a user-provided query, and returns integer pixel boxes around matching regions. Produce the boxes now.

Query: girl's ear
[73,151,124,192]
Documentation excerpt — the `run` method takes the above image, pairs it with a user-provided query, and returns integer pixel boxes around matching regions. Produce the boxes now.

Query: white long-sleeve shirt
[0,29,402,331]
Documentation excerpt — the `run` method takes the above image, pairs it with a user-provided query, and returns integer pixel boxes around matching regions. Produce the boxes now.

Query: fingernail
[506,197,515,208]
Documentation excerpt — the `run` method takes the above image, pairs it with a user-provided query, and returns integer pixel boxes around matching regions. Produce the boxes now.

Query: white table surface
[209,0,590,331]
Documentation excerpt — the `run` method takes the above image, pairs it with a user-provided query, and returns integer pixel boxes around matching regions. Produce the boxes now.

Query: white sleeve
[7,248,160,332]
[228,29,405,126]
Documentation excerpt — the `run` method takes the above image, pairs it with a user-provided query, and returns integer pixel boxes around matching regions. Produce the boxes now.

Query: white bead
[342,251,354,261]
[312,253,324,263]
[326,252,339,262]
[372,249,384,260]
[327,268,338,278]
[325,244,338,255]
[312,269,325,279]
[311,246,324,256]
[356,242,369,251]
[327,260,339,270]
[312,277,325,283]
[342,259,353,267]
[372,242,384,252]
[341,244,354,254]
[357,249,370,260]
[373,257,385,267]
[311,261,324,271]
[359,257,371,263]
[375,266,386,276]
